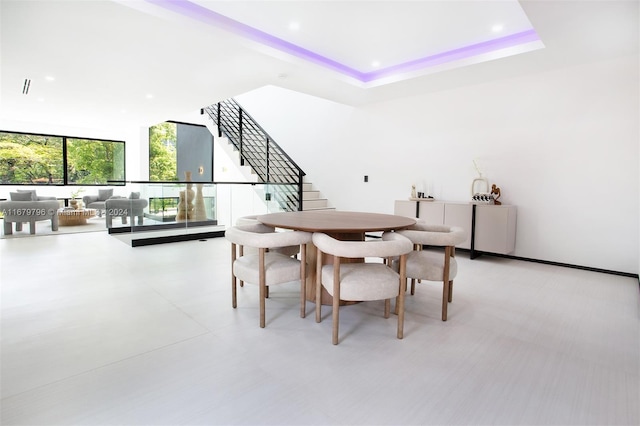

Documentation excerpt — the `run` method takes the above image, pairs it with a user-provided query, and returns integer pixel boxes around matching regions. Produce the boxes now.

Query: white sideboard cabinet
[394,200,516,258]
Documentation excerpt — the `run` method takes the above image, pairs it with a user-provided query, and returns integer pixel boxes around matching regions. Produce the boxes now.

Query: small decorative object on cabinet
[491,184,502,205]
[471,160,489,200]
[471,193,493,204]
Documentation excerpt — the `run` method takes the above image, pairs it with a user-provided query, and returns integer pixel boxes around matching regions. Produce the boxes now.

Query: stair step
[303,198,329,209]
[303,206,336,211]
[303,191,320,200]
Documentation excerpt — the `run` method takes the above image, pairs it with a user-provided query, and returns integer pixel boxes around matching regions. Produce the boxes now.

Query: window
[149,121,213,182]
[0,131,63,184]
[0,130,125,185]
[149,122,178,181]
[66,138,125,184]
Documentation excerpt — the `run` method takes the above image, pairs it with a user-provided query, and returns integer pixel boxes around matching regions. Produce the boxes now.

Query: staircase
[202,99,332,211]
[302,182,332,210]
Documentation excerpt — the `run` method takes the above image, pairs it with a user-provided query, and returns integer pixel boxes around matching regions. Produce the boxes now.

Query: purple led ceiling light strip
[364,29,540,82]
[145,0,541,83]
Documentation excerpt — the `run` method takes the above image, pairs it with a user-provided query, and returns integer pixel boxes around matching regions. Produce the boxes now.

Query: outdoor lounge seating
[104,193,148,228]
[0,190,59,235]
[82,189,115,217]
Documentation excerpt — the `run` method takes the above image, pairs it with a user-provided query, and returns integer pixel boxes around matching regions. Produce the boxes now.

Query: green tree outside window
[149,122,178,181]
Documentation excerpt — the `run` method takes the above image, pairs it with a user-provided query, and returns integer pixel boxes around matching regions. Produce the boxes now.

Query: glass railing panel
[105,181,218,234]
[216,183,293,227]
[100,181,296,235]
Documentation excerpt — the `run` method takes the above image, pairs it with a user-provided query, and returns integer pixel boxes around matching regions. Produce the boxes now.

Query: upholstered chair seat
[405,250,458,283]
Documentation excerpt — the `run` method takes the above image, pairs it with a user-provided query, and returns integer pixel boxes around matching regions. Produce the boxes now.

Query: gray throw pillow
[129,192,140,199]
[10,192,33,201]
[16,189,37,200]
[98,189,113,201]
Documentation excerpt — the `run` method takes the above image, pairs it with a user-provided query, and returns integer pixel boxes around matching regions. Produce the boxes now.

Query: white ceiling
[0,0,637,130]
[180,0,538,74]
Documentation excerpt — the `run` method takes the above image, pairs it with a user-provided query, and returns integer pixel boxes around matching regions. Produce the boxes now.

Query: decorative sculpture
[411,184,417,199]
[176,171,195,221]
[491,184,502,205]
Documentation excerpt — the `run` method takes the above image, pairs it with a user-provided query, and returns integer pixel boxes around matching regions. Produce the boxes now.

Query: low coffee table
[57,208,97,226]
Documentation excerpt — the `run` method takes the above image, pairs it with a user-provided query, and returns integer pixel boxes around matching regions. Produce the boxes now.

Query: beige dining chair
[396,222,467,321]
[312,231,413,345]
[225,223,312,328]
[234,215,301,298]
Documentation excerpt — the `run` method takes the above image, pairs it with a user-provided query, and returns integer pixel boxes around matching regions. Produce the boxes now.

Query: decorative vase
[176,171,195,222]
[70,199,79,209]
[193,184,207,221]
[471,175,489,197]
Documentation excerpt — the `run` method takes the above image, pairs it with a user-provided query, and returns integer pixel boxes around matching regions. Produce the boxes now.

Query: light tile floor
[1,232,638,425]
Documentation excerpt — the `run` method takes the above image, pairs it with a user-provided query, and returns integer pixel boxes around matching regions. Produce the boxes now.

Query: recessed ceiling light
[288,21,300,31]
[45,76,55,81]
[37,98,45,102]
[371,61,381,68]
[492,24,504,33]
[146,94,154,99]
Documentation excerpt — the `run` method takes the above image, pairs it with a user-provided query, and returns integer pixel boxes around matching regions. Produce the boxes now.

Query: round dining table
[257,210,416,305]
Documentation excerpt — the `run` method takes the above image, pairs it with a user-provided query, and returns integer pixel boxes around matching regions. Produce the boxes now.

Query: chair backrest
[398,222,466,247]
[235,215,262,227]
[312,231,413,258]
[225,224,312,249]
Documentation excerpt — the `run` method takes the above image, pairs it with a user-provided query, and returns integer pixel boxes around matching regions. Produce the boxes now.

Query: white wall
[236,54,639,275]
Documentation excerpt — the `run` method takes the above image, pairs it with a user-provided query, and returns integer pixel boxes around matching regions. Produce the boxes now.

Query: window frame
[0,130,126,186]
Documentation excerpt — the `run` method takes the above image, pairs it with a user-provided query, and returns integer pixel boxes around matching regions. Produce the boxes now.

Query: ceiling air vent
[22,78,31,95]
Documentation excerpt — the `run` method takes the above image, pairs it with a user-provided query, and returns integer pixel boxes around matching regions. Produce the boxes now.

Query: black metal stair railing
[202,99,305,212]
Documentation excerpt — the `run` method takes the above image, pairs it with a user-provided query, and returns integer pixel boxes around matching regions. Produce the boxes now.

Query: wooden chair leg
[441,281,449,321]
[384,299,390,318]
[316,248,323,323]
[397,255,407,339]
[300,244,307,318]
[265,286,269,298]
[239,246,244,287]
[231,243,237,308]
[448,247,455,302]
[396,278,407,315]
[259,248,266,328]
[442,246,451,321]
[332,257,341,345]
[410,278,416,295]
